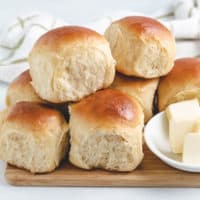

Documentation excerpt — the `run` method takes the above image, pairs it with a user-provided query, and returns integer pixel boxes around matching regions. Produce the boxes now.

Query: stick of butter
[166,99,200,153]
[183,132,200,165]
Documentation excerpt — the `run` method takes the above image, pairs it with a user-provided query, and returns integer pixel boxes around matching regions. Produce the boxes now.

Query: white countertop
[1,0,200,199]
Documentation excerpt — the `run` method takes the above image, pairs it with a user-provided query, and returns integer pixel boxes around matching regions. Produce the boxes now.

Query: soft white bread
[29,26,116,103]
[158,58,200,111]
[69,89,144,172]
[6,70,45,107]
[105,16,176,78]
[0,102,69,173]
[111,73,159,123]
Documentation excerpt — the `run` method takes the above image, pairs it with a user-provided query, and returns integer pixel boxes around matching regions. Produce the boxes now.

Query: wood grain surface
[5,146,200,187]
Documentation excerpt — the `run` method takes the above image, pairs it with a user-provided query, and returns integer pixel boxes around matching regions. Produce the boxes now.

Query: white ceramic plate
[144,111,200,172]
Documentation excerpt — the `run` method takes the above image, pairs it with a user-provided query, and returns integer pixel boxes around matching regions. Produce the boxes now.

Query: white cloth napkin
[163,0,200,39]
[0,13,66,66]
[0,0,200,83]
[0,13,67,83]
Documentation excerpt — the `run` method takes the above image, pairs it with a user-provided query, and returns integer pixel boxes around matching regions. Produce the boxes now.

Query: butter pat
[183,133,200,165]
[166,99,200,153]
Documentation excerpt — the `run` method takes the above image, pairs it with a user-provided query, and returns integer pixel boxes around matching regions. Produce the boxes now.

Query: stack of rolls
[0,14,189,173]
[0,25,118,173]
[106,16,176,123]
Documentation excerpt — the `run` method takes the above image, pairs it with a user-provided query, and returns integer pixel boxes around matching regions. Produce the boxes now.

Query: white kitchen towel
[0,13,66,66]
[0,13,67,83]
[0,0,200,83]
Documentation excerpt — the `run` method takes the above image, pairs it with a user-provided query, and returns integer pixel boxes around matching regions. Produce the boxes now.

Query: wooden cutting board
[5,146,200,187]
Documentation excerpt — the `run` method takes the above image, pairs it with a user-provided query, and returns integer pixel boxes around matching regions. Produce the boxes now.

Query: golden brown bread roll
[105,16,176,78]
[0,102,69,173]
[29,26,116,103]
[6,70,45,107]
[5,70,69,121]
[158,58,200,111]
[111,73,159,123]
[69,89,144,172]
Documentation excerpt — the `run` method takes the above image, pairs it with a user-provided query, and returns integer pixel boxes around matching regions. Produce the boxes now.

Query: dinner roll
[111,73,159,123]
[69,89,144,172]
[5,70,69,120]
[0,102,69,173]
[29,26,116,103]
[6,70,45,107]
[158,58,200,111]
[105,16,175,78]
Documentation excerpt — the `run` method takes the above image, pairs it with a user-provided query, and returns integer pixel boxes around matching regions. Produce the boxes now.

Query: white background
[0,0,175,26]
[1,0,200,200]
